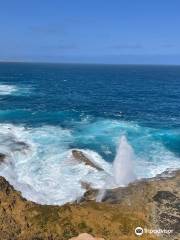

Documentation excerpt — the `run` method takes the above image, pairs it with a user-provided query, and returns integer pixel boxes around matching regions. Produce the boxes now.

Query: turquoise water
[0,63,179,204]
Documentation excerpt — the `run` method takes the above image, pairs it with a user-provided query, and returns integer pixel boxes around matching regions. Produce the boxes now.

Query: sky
[0,0,180,64]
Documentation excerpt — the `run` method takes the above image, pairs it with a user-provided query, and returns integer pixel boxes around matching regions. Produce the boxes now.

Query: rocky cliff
[0,170,179,240]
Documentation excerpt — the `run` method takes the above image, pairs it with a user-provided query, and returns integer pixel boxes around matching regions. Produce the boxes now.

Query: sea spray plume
[113,135,136,186]
[96,135,136,202]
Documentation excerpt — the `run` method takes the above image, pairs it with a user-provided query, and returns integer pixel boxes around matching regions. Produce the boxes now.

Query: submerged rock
[72,150,103,171]
[11,141,30,152]
[80,181,92,191]
[80,182,98,202]
[0,153,6,164]
[0,141,29,166]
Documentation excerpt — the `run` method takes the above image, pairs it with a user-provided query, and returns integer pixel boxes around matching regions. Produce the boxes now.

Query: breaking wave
[0,84,18,95]
[0,124,110,205]
[0,84,32,96]
[0,119,179,205]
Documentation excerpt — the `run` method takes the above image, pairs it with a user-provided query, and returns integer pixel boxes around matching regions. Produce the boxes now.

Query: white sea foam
[0,124,110,205]
[0,121,179,205]
[0,84,32,96]
[0,84,18,95]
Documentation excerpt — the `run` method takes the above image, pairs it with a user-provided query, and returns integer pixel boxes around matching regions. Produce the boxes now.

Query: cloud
[57,44,78,50]
[161,44,175,48]
[39,43,79,52]
[29,24,66,35]
[110,44,143,49]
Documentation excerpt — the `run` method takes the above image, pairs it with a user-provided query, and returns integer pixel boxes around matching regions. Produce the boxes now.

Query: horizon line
[0,60,180,67]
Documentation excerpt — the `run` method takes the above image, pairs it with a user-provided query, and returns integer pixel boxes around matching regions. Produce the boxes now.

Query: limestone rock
[0,170,179,239]
[72,150,103,171]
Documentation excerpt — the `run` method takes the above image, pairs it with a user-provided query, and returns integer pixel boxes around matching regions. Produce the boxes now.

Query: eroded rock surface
[0,170,179,240]
[72,150,103,171]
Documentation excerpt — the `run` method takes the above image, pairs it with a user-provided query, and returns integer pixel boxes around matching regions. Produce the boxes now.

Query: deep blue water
[0,63,179,204]
[0,63,180,128]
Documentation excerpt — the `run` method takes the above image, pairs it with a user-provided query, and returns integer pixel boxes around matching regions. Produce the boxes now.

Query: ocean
[0,62,179,205]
